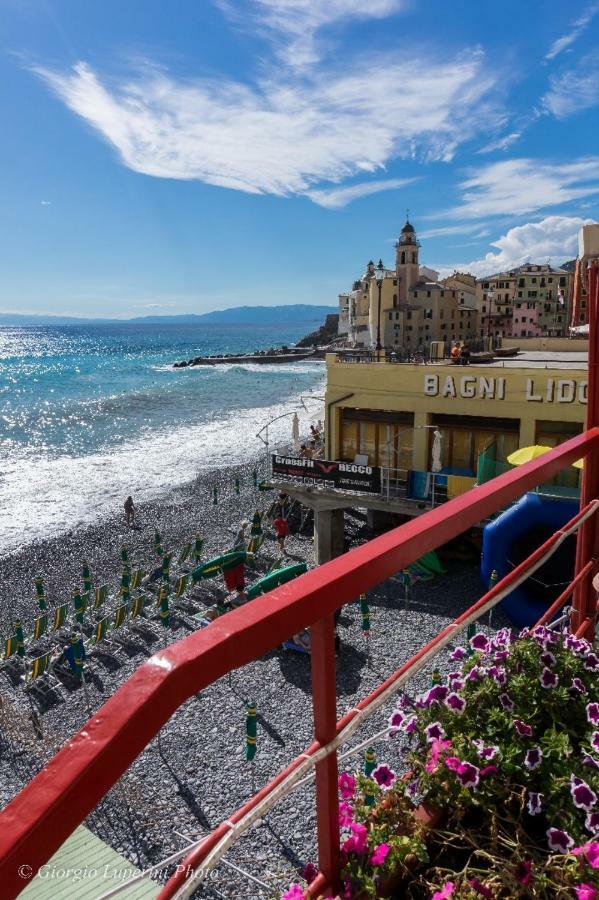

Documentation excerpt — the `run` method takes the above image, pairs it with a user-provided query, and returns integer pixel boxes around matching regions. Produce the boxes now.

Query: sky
[1,0,598,318]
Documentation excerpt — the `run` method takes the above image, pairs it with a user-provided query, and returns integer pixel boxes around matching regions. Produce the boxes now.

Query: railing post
[310,614,341,892]
[574,259,599,637]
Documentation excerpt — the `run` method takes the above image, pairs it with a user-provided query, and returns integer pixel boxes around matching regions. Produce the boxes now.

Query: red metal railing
[1,259,597,899]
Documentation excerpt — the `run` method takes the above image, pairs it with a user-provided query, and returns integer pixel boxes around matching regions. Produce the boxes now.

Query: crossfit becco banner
[272,455,381,494]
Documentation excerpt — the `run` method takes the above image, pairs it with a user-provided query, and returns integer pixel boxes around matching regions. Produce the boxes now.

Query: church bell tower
[395,219,420,304]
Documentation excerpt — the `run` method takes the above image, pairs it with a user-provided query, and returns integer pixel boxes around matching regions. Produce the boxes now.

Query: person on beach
[310,439,323,459]
[124,496,135,526]
[233,519,249,551]
[273,515,289,553]
[299,443,310,458]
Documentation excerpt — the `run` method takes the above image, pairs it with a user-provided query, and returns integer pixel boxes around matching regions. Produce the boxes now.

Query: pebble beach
[0,457,504,899]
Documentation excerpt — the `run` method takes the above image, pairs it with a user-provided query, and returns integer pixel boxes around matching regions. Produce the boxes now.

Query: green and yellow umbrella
[121,546,130,568]
[14,619,24,657]
[34,576,47,611]
[73,588,85,624]
[67,633,85,679]
[245,702,257,762]
[507,445,552,466]
[364,747,376,777]
[193,535,204,563]
[120,568,131,596]
[158,586,170,628]
[154,531,163,557]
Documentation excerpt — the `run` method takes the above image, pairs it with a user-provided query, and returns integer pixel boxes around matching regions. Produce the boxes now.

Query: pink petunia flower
[465,665,482,683]
[480,764,498,777]
[540,667,559,689]
[527,791,543,815]
[425,721,446,743]
[338,801,353,827]
[388,710,404,735]
[584,653,599,672]
[582,754,599,770]
[571,677,588,694]
[342,822,368,855]
[513,719,533,738]
[586,811,599,834]
[282,884,304,900]
[586,703,599,726]
[494,649,510,662]
[426,738,452,773]
[573,842,599,868]
[515,859,533,885]
[540,650,556,667]
[432,882,455,900]
[473,740,499,761]
[450,647,467,661]
[369,842,390,867]
[469,633,489,652]
[444,756,461,772]
[575,885,597,900]
[592,732,599,753]
[571,778,598,812]
[524,747,543,771]
[499,693,515,711]
[445,693,466,714]
[301,863,318,885]
[338,772,356,800]
[547,827,574,853]
[372,764,396,790]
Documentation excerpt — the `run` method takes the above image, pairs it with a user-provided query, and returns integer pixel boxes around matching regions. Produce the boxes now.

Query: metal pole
[376,280,382,362]
[310,614,340,893]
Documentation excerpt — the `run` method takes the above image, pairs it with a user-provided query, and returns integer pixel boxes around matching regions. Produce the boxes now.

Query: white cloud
[543,51,599,117]
[477,132,521,154]
[40,200,52,205]
[419,222,493,239]
[36,55,498,203]
[438,215,595,278]
[545,2,599,60]
[217,0,405,67]
[446,157,599,219]
[306,177,417,208]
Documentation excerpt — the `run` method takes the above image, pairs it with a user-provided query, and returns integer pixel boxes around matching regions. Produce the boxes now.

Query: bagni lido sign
[423,374,588,404]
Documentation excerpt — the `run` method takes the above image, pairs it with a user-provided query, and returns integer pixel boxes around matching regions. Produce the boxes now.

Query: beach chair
[52,603,69,632]
[32,614,48,643]
[23,651,64,698]
[93,584,108,610]
[113,604,129,630]
[87,616,109,650]
[130,568,145,591]
[0,635,23,682]
[178,543,192,567]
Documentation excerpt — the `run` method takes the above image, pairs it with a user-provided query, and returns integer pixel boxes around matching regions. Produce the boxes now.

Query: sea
[0,323,326,556]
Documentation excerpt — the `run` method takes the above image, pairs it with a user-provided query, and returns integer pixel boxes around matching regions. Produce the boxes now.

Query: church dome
[401,220,415,234]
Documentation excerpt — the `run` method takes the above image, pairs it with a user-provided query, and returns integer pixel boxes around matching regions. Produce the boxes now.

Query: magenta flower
[547,827,574,853]
[575,885,597,900]
[446,760,480,789]
[468,878,493,899]
[499,692,515,711]
[540,651,556,667]
[450,647,467,661]
[571,778,598,812]
[445,693,466,714]
[425,685,450,705]
[426,738,452,773]
[432,881,455,900]
[469,633,489,652]
[405,777,420,799]
[527,791,543,815]
[369,843,390,867]
[588,703,599,725]
[584,653,599,672]
[342,822,368,855]
[338,772,356,800]
[444,756,461,772]
[473,741,499,761]
[540,667,558,689]
[338,801,353,827]
[513,719,533,738]
[524,747,543,771]
[573,842,599,868]
[425,721,446,743]
[403,714,418,734]
[494,649,510,662]
[515,859,533,885]
[301,863,318,885]
[571,677,588,694]
[586,811,599,834]
[465,665,482,683]
[583,753,599,770]
[388,710,404,737]
[487,665,507,685]
[282,885,304,900]
[372,764,396,790]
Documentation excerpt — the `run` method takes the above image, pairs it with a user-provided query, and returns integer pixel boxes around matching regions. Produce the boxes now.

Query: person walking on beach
[124,495,135,526]
[273,514,289,553]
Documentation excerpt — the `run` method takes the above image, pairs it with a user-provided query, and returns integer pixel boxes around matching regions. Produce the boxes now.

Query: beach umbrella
[14,620,24,657]
[431,429,443,473]
[161,554,171,583]
[245,702,257,761]
[364,746,376,777]
[431,669,442,686]
[65,633,85,679]
[120,568,131,596]
[34,576,47,611]
[158,586,170,627]
[573,458,584,470]
[507,445,552,466]
[235,477,240,495]
[193,535,203,563]
[250,512,262,537]
[73,588,85,624]
[121,546,130,568]
[246,562,307,600]
[154,532,163,557]
[82,561,93,594]
[292,412,301,453]
[213,485,218,505]
[360,594,370,637]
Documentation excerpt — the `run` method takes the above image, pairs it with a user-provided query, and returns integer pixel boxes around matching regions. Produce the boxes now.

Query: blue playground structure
[481,492,579,626]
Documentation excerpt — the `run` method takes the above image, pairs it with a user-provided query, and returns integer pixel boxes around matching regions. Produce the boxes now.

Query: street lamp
[375,258,384,361]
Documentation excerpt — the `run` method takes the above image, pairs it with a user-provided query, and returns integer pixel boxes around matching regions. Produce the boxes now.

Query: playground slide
[481,492,579,627]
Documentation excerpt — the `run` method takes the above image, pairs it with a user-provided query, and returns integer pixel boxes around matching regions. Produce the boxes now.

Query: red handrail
[1,430,599,899]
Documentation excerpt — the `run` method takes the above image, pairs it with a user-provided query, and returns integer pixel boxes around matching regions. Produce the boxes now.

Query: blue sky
[1,0,598,317]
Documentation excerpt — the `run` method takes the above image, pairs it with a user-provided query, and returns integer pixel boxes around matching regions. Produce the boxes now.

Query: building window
[424,308,433,319]
[414,291,418,298]
[548,277,553,284]
[482,305,486,313]
[528,291,537,298]
[519,278,525,287]
[393,279,397,286]
[393,293,398,306]
[532,277,537,283]
[407,311,412,320]
[388,312,392,321]
[441,290,445,297]
[427,290,431,298]
[483,282,489,289]
[401,251,406,264]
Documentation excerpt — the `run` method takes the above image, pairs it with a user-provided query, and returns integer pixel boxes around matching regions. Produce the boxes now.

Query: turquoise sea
[0,323,325,554]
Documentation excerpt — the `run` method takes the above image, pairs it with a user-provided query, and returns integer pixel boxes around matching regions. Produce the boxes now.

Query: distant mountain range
[0,304,337,327]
